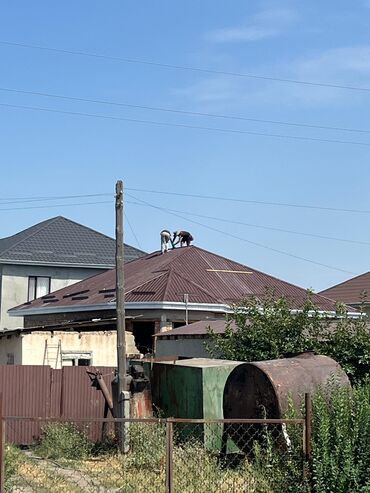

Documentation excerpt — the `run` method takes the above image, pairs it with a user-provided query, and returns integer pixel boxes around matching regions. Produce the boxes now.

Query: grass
[5,420,306,493]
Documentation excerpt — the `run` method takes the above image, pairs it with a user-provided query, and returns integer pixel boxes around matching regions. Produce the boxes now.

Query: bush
[126,422,166,471]
[311,381,370,493]
[208,290,370,384]
[5,445,25,493]
[37,422,92,460]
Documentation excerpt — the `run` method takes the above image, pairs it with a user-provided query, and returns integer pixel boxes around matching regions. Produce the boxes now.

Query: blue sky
[1,0,370,291]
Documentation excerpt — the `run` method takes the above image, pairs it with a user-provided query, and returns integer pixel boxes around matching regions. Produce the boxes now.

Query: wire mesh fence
[2,417,308,493]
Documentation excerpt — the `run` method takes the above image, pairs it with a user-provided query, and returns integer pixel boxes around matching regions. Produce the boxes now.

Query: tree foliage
[207,290,370,384]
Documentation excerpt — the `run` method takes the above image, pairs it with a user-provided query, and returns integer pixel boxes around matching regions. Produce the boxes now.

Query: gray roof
[156,319,236,337]
[0,216,146,267]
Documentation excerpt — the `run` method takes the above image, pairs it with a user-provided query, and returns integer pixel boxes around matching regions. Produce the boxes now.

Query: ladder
[43,339,62,368]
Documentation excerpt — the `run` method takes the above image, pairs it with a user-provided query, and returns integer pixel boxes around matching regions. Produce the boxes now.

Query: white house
[0,216,145,331]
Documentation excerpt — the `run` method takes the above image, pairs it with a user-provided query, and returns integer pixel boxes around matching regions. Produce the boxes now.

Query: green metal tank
[150,358,242,450]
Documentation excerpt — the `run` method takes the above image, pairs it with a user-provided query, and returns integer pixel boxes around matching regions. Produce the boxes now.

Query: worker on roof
[160,229,173,254]
[172,230,194,247]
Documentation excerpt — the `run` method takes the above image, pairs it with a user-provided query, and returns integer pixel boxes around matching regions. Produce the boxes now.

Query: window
[61,351,92,367]
[28,276,51,301]
[6,353,14,365]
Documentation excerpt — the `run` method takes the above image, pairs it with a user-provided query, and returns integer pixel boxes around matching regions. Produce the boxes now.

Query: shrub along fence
[0,413,310,493]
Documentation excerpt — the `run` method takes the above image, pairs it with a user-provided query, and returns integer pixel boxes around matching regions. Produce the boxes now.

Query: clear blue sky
[1,0,370,292]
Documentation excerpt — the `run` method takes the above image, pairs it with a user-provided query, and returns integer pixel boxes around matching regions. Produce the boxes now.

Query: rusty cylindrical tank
[222,353,350,455]
[223,353,350,420]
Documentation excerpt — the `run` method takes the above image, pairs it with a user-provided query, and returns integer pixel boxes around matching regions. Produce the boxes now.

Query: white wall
[0,330,139,367]
[21,330,119,367]
[0,264,105,330]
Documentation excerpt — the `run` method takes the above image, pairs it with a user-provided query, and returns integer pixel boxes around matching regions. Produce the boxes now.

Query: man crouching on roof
[172,230,194,247]
[160,230,172,254]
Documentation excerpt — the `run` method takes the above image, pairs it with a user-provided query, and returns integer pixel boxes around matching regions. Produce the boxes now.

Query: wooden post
[115,180,129,452]
[116,180,127,391]
[304,392,312,463]
[0,393,5,493]
[166,420,174,493]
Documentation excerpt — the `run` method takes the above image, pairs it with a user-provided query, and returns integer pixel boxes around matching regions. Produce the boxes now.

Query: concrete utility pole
[115,180,129,452]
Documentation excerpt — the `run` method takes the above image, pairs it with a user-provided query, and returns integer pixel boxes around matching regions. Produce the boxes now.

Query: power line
[0,192,112,205]
[1,39,370,93]
[125,200,370,246]
[126,193,357,275]
[126,187,370,215]
[1,85,370,135]
[0,200,111,212]
[124,211,142,250]
[2,102,370,147]
[0,194,367,246]
[1,188,370,215]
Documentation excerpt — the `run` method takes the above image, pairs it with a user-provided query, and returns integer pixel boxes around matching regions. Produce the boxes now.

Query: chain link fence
[1,416,309,493]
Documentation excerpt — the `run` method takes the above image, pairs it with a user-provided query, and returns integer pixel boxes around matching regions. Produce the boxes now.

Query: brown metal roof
[320,271,370,306]
[11,246,349,314]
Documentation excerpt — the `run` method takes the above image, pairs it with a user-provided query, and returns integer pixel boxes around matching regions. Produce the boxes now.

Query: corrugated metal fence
[0,365,115,444]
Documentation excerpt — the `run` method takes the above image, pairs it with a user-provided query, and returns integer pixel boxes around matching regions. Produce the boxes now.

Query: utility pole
[115,180,129,452]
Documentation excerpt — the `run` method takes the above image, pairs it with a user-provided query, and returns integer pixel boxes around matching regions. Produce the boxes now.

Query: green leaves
[208,289,370,384]
[312,382,370,493]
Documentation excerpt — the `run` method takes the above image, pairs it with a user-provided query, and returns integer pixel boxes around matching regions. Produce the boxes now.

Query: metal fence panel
[3,417,307,493]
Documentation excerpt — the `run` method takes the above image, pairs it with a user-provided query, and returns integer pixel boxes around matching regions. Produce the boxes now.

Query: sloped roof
[11,245,349,315]
[0,216,145,267]
[320,271,370,305]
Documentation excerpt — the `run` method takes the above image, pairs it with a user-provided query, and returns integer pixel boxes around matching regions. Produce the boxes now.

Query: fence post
[0,393,4,493]
[304,392,312,463]
[166,420,174,493]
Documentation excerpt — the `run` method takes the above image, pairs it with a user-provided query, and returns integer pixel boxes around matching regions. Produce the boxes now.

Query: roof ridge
[0,216,61,257]
[56,216,145,254]
[56,216,116,245]
[163,268,174,300]
[320,271,370,294]
[170,268,222,303]
[125,271,168,295]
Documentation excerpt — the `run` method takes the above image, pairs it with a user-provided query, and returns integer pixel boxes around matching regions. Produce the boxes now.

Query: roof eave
[0,259,115,269]
[9,301,233,317]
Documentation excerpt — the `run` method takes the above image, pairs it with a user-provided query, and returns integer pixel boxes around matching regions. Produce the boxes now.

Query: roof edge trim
[0,259,115,269]
[9,301,234,317]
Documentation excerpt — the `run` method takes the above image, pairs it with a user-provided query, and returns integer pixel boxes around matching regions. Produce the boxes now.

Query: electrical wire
[125,200,370,246]
[1,188,370,215]
[126,188,370,215]
[124,211,142,250]
[1,85,369,135]
[0,200,111,212]
[126,193,357,275]
[0,192,362,269]
[2,102,370,147]
[1,39,370,93]
[0,193,112,205]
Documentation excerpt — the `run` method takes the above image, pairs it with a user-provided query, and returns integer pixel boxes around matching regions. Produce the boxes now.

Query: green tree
[208,290,370,384]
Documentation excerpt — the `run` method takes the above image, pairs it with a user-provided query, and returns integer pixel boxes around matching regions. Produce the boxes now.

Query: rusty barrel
[222,353,350,453]
[223,353,350,419]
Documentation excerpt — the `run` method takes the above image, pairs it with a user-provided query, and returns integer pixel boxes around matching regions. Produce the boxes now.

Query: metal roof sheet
[11,245,348,315]
[320,271,370,305]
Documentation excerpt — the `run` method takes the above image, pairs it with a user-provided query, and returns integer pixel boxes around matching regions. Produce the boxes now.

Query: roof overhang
[9,301,233,317]
[0,259,115,269]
